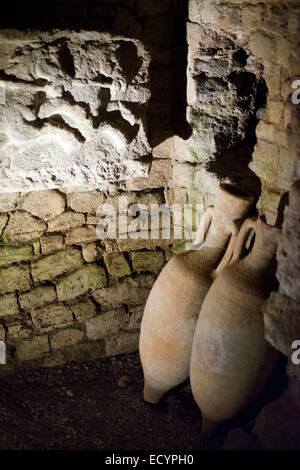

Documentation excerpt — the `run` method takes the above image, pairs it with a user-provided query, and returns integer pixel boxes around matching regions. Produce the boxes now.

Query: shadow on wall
[206,72,267,200]
[189,31,270,202]
[0,0,192,151]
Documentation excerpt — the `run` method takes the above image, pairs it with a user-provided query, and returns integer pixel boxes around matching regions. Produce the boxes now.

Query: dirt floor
[0,353,206,450]
[0,352,289,450]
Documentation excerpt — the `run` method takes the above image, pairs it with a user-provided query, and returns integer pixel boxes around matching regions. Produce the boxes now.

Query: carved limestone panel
[0,30,151,192]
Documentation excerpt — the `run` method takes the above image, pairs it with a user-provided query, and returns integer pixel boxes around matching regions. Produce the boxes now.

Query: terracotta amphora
[139,184,254,404]
[190,217,281,434]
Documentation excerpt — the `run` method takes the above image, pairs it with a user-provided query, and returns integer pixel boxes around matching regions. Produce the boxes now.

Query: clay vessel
[190,217,281,434]
[139,185,254,404]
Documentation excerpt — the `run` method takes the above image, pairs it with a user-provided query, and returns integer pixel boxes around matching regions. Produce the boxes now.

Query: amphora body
[139,185,254,403]
[190,217,281,433]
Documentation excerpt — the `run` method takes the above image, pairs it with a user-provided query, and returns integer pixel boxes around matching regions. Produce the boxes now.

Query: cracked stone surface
[0,30,151,192]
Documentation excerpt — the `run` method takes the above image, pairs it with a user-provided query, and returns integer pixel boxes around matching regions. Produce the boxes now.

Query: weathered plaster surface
[0,30,151,192]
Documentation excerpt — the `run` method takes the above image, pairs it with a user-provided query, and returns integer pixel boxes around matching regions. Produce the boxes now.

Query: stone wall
[187,0,300,406]
[0,0,191,374]
[187,0,300,427]
[185,0,300,444]
[186,0,300,220]
[0,157,194,375]
[0,0,299,377]
[0,186,172,373]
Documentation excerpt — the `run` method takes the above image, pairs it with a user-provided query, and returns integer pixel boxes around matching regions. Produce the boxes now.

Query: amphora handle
[212,217,256,278]
[230,216,258,264]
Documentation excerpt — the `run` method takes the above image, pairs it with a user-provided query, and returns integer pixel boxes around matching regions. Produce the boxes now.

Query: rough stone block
[40,234,64,254]
[106,332,139,356]
[131,250,165,272]
[0,293,20,316]
[153,135,174,159]
[16,335,49,361]
[115,236,171,253]
[0,244,33,267]
[86,308,127,340]
[281,76,295,101]
[47,212,85,232]
[172,163,195,188]
[19,285,57,310]
[264,292,300,358]
[0,265,31,294]
[31,304,74,332]
[56,264,107,301]
[62,340,106,363]
[21,190,65,221]
[248,31,276,62]
[250,141,279,185]
[50,328,84,350]
[164,188,187,206]
[93,275,153,308]
[125,159,172,190]
[194,167,220,197]
[104,252,131,278]
[276,37,292,68]
[173,136,196,163]
[41,352,66,368]
[256,121,277,142]
[128,305,144,330]
[283,102,293,129]
[260,190,282,213]
[3,211,46,243]
[275,244,300,304]
[65,226,99,245]
[33,241,41,256]
[241,4,264,29]
[0,324,5,341]
[0,214,8,236]
[86,216,102,225]
[71,299,98,322]
[7,322,32,341]
[82,243,98,263]
[68,191,106,214]
[263,210,278,227]
[134,190,164,208]
[277,146,296,190]
[31,248,83,282]
[264,102,284,125]
[0,193,18,212]
[189,0,221,24]
[263,64,281,99]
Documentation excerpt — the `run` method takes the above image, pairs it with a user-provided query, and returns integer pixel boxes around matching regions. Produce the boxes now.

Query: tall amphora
[139,185,254,403]
[190,217,281,433]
